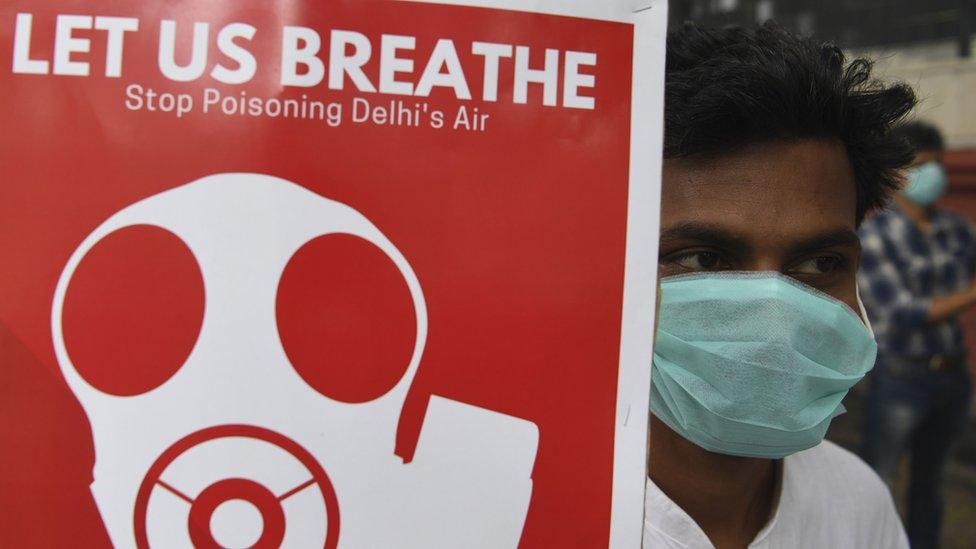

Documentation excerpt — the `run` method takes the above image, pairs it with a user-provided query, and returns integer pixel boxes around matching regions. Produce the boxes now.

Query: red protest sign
[0,1,662,546]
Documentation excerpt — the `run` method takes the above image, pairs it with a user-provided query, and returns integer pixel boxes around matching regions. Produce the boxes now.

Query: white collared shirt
[643,440,908,548]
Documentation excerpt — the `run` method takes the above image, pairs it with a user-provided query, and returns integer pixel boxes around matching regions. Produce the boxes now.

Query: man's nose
[741,257,784,274]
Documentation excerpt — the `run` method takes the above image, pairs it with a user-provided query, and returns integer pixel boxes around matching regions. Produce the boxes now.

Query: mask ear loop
[855,283,875,339]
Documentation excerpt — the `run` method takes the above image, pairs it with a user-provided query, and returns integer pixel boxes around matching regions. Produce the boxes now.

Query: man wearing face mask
[857,121,975,549]
[644,23,912,548]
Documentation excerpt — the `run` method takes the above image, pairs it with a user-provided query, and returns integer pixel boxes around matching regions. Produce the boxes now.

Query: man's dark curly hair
[665,22,917,224]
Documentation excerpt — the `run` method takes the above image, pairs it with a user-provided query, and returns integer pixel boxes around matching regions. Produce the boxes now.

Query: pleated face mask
[650,272,877,459]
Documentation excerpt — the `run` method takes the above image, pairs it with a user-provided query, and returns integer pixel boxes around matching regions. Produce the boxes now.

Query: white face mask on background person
[901,161,949,207]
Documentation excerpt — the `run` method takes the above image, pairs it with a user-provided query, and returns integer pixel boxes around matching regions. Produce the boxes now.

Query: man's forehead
[661,140,859,234]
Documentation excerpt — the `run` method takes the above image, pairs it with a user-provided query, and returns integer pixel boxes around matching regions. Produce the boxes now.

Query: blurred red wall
[939,148,976,357]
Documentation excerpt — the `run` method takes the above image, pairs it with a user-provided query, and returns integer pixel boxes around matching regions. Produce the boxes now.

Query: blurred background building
[669,2,976,547]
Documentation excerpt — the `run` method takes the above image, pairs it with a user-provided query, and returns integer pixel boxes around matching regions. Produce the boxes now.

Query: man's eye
[792,255,845,275]
[672,251,726,271]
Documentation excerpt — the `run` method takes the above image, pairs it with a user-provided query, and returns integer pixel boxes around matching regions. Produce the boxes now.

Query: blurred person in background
[858,121,976,549]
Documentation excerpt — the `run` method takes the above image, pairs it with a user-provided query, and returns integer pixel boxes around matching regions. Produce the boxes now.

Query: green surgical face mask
[650,272,877,459]
[902,161,948,206]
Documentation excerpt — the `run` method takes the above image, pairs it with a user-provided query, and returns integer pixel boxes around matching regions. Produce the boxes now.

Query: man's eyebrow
[659,222,751,253]
[789,228,861,254]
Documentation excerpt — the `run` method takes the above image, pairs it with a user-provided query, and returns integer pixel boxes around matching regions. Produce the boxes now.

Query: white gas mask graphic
[52,173,539,548]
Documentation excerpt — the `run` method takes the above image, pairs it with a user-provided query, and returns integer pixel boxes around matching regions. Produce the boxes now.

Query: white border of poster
[405,1,666,546]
